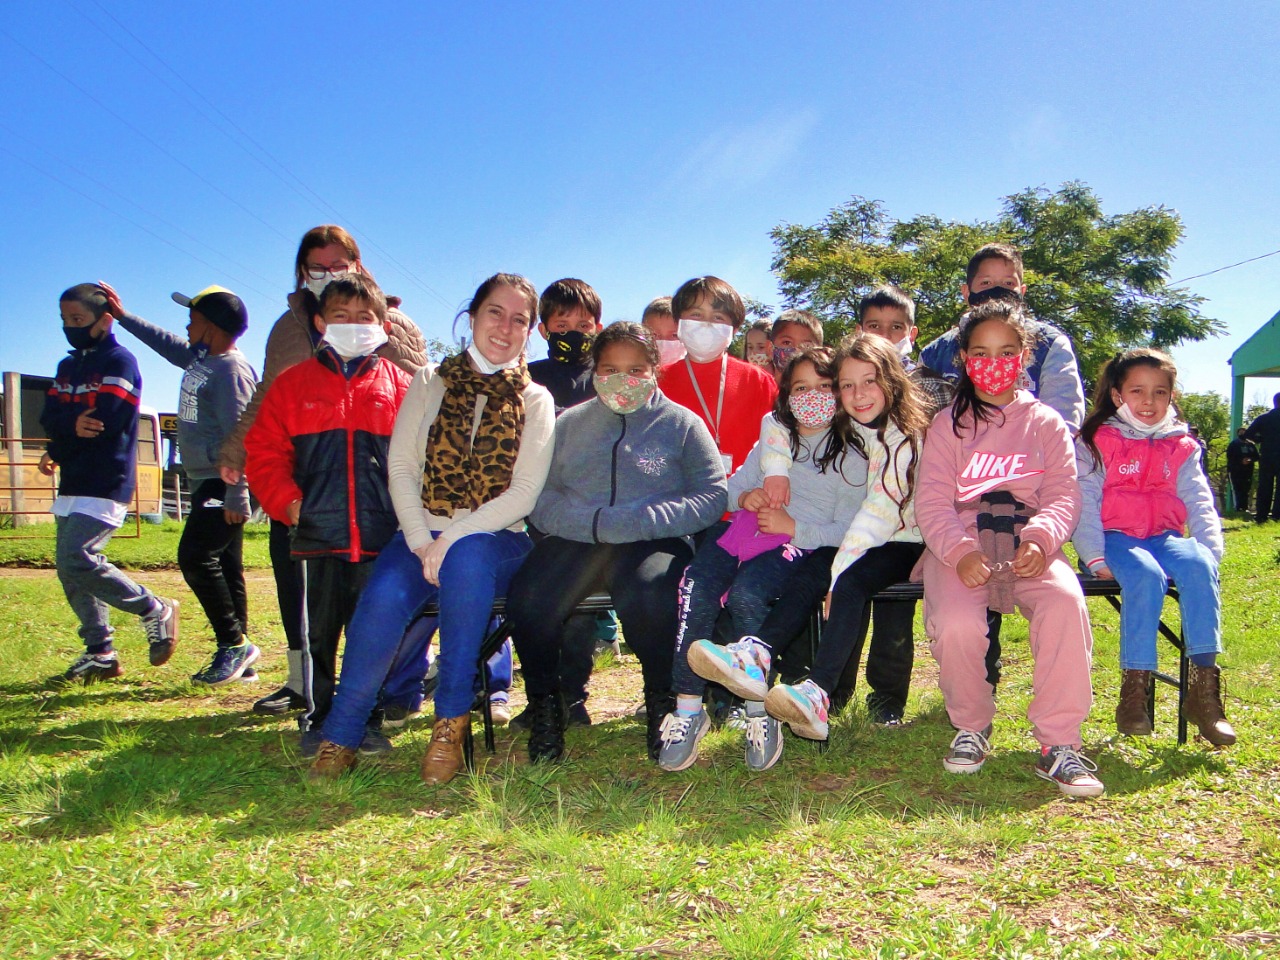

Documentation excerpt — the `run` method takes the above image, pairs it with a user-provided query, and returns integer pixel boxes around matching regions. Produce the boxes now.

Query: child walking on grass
[1072,349,1234,746]
[915,299,1103,799]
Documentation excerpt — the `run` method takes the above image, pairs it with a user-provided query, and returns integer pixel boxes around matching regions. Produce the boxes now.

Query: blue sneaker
[192,642,260,687]
[687,636,771,701]
[765,679,830,741]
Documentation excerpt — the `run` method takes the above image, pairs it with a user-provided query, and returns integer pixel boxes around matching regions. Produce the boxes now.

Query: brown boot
[1115,670,1153,736]
[421,714,470,784]
[309,741,359,779]
[1184,663,1237,746]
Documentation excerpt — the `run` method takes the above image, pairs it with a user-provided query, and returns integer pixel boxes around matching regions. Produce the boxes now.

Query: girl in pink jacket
[916,300,1102,798]
[1073,349,1233,746]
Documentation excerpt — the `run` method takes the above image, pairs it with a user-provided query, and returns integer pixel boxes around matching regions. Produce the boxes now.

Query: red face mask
[965,354,1023,396]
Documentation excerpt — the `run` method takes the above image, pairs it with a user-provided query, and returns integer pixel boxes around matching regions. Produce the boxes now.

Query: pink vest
[1095,425,1196,538]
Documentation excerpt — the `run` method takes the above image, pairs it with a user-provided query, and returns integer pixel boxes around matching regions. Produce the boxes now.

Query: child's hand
[74,407,104,438]
[763,475,791,508]
[1012,541,1046,578]
[1091,563,1115,580]
[738,488,770,512]
[97,281,124,318]
[223,508,248,525]
[38,452,57,476]
[756,506,795,538]
[956,551,992,588]
[286,499,302,526]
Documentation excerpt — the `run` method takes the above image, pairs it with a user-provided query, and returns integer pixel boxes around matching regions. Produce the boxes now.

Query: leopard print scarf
[421,351,529,517]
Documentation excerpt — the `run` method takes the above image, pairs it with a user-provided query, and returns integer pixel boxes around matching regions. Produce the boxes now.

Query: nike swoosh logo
[956,470,1044,502]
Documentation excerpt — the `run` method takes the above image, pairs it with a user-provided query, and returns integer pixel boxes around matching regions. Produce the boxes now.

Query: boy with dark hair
[109,284,260,686]
[43,284,180,683]
[659,276,778,473]
[244,273,411,756]
[528,278,604,413]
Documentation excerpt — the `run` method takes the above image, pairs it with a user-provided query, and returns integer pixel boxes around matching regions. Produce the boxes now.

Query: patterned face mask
[547,330,594,365]
[965,354,1023,396]
[593,372,657,415]
[788,388,836,429]
[773,345,800,370]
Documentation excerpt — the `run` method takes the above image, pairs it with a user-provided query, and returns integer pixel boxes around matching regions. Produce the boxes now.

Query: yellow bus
[1,371,163,526]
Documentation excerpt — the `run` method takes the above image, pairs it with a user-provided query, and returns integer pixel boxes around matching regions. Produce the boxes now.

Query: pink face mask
[965,354,1023,396]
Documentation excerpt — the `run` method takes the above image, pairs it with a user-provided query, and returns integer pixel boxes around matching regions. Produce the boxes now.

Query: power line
[73,0,457,312]
[0,142,277,301]
[1170,248,1280,285]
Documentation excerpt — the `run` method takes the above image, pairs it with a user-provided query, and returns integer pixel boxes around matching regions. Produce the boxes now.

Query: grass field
[1,519,1278,958]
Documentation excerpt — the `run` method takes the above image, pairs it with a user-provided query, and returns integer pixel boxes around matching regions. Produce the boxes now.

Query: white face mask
[323,323,388,360]
[1115,402,1175,436]
[466,343,521,375]
[656,338,687,365]
[894,336,913,361]
[305,270,349,300]
[678,318,734,363]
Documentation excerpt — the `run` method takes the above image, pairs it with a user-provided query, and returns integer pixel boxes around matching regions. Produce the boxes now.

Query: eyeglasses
[305,264,352,280]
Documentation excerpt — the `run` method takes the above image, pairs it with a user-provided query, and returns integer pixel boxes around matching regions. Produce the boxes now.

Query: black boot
[644,689,676,761]
[526,692,566,763]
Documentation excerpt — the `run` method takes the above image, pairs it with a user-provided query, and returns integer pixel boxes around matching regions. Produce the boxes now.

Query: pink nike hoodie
[916,390,1080,566]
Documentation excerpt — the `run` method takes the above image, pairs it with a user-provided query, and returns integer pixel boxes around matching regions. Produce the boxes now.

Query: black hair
[539,278,603,325]
[949,299,1035,437]
[591,321,660,370]
[858,284,916,324]
[59,283,111,320]
[319,273,388,322]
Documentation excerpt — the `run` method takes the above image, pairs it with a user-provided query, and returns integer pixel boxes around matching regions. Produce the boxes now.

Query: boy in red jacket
[244,274,411,755]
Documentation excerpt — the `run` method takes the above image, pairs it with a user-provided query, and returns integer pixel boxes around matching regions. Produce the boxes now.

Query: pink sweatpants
[922,551,1094,747]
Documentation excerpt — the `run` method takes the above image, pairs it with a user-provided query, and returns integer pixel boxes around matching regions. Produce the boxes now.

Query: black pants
[1229,468,1253,513]
[1256,459,1280,522]
[269,518,304,652]
[507,536,693,700]
[177,478,246,647]
[298,556,374,732]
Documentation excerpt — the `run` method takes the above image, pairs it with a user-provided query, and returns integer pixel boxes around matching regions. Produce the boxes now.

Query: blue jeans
[379,617,512,711]
[1104,530,1221,670]
[322,529,531,749]
[56,512,159,651]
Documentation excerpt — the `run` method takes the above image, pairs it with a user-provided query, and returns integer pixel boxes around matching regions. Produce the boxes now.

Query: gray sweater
[117,311,258,514]
[531,389,727,544]
[727,428,868,550]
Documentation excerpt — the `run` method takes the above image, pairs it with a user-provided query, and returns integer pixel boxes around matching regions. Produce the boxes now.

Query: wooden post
[2,371,28,527]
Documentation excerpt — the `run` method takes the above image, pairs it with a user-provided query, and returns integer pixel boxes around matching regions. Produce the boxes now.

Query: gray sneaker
[943,726,993,774]
[1035,745,1105,798]
[744,701,782,771]
[656,709,710,772]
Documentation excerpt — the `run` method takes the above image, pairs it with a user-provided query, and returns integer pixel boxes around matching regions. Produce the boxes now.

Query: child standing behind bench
[1073,349,1234,746]
[244,274,410,756]
[915,299,1103,798]
[107,283,259,686]
[43,284,179,683]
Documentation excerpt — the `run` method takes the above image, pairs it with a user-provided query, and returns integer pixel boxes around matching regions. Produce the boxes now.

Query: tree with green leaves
[770,182,1224,382]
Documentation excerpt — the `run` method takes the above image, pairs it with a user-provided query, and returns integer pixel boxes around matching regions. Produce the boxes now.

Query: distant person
[1244,393,1280,523]
[1226,427,1260,513]
[244,274,411,760]
[108,283,260,687]
[1074,349,1234,746]
[217,225,427,718]
[743,318,773,370]
[658,276,778,474]
[42,284,179,684]
[642,295,685,366]
[1187,425,1210,476]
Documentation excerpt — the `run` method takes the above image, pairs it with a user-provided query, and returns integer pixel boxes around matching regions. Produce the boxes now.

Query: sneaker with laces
[657,709,711,772]
[764,679,830,740]
[744,701,782,771]
[254,685,307,716]
[191,642,260,687]
[688,637,771,701]
[144,598,180,666]
[359,728,394,756]
[61,651,123,685]
[1035,745,1105,798]
[382,702,423,728]
[943,727,993,774]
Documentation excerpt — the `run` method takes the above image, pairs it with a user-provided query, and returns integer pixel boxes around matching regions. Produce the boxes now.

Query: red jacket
[658,355,777,471]
[245,348,410,561]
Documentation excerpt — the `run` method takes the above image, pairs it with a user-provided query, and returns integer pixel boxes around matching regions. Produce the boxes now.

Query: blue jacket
[531,389,727,544]
[41,332,143,503]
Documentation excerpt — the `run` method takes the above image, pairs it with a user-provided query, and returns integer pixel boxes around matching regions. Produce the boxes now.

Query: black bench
[428,574,1188,767]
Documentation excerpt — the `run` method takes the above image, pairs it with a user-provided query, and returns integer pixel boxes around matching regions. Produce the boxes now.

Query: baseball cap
[172,286,249,337]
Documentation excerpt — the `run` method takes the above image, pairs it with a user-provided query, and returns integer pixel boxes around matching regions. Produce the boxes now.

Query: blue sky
[3,1,1278,413]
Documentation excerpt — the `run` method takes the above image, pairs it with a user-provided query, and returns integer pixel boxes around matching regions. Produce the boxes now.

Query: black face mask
[967,286,1024,308]
[63,324,101,351]
[547,330,594,365]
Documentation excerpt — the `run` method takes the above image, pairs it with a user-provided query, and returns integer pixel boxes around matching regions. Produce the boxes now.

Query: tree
[770,182,1224,382]
[1178,391,1230,497]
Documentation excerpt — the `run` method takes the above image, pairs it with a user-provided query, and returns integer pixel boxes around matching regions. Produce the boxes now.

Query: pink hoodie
[916,391,1080,567]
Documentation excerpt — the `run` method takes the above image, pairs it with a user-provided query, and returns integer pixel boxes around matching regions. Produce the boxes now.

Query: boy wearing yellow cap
[105,283,261,686]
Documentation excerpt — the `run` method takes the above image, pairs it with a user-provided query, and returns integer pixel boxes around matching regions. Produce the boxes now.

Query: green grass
[0,518,273,570]
[2,520,1279,958]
